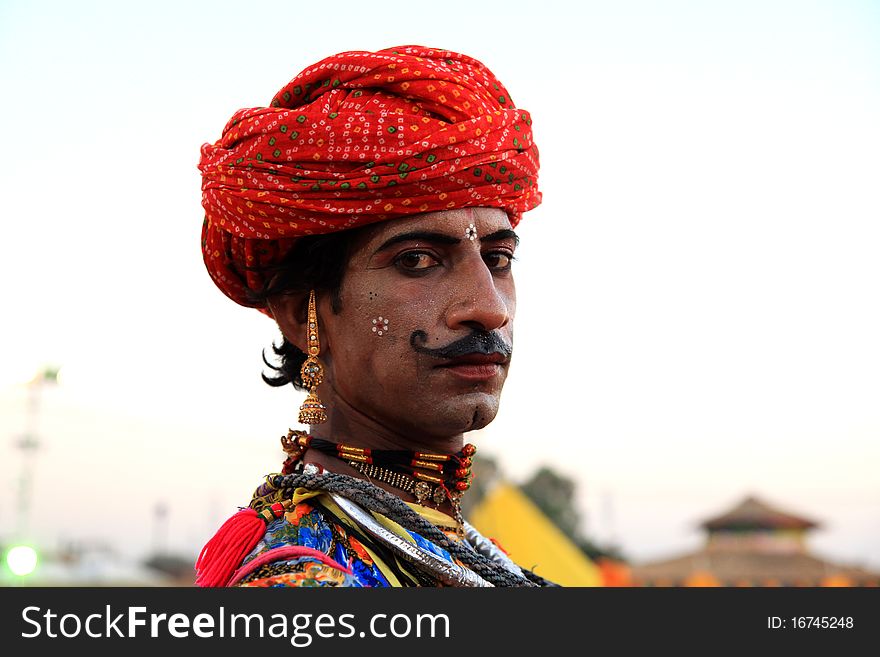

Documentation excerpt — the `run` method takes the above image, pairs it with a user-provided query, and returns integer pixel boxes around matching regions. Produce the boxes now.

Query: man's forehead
[360,208,513,246]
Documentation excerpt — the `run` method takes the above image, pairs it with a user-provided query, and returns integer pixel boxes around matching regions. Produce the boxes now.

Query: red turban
[199,45,541,310]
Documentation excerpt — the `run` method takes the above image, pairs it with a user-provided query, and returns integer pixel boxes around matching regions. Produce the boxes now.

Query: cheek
[354,288,399,341]
[367,313,391,337]
[358,282,441,340]
[334,288,407,365]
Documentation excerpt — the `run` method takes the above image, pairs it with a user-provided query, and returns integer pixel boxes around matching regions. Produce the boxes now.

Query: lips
[436,353,508,381]
[441,353,507,366]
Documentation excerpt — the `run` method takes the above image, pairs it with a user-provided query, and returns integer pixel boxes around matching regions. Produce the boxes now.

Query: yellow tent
[468,482,603,586]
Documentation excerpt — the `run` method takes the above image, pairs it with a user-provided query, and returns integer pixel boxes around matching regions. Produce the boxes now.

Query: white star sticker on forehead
[465,223,477,241]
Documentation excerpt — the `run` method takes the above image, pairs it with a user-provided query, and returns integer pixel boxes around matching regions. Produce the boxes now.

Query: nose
[445,260,513,333]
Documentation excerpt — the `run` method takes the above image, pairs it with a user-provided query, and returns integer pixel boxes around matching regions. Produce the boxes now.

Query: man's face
[320,207,518,441]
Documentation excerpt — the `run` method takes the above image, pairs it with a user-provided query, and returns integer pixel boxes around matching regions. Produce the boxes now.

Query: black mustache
[409,329,512,360]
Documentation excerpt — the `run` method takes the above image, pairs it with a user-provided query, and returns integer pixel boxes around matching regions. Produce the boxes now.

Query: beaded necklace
[280,430,475,528]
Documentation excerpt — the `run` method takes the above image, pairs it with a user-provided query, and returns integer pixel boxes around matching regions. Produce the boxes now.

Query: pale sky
[1,0,879,571]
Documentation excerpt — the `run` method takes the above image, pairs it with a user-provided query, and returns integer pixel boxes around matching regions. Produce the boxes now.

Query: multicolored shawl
[199,45,541,311]
[228,482,491,588]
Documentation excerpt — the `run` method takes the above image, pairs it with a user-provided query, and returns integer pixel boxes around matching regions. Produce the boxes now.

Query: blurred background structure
[2,0,879,585]
[629,495,880,587]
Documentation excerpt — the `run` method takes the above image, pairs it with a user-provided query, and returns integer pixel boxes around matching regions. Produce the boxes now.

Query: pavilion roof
[700,495,819,531]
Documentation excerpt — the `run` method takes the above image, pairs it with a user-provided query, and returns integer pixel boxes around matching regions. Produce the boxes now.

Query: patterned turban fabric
[199,45,541,310]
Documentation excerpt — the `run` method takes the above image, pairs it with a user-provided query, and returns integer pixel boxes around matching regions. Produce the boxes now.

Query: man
[195,45,549,587]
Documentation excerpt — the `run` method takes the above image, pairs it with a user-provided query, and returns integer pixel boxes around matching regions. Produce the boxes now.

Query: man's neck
[309,384,465,454]
[300,385,467,520]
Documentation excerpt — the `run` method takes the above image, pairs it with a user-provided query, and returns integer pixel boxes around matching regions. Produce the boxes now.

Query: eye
[394,251,441,271]
[483,251,514,271]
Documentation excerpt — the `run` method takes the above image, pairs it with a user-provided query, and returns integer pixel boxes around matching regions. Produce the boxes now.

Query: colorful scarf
[199,45,541,309]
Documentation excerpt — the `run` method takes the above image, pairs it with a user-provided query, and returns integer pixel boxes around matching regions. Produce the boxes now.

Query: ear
[267,292,310,353]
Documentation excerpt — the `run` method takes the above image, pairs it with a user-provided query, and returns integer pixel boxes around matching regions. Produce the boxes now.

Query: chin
[387,391,502,438]
[434,392,501,434]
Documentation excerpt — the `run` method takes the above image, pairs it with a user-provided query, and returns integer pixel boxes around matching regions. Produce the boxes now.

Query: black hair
[250,227,367,389]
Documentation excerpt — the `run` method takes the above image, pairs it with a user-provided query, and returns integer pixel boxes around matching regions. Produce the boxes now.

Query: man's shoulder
[231,497,351,585]
[246,498,334,560]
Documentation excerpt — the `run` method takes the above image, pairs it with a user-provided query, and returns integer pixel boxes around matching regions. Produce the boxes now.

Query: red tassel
[195,508,268,587]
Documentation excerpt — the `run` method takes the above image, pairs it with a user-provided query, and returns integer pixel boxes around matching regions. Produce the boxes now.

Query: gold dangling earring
[298,290,328,425]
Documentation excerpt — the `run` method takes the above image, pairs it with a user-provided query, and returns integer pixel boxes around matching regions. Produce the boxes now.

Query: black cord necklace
[280,430,475,521]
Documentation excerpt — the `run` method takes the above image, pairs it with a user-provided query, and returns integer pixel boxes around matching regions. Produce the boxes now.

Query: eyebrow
[481,228,520,247]
[373,228,519,255]
[373,231,461,254]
